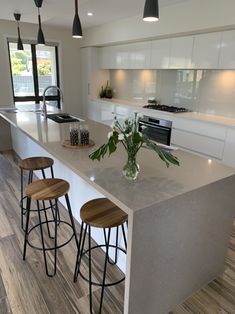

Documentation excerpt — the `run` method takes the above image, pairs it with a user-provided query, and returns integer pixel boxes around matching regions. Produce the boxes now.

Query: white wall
[81,0,235,47]
[0,19,82,115]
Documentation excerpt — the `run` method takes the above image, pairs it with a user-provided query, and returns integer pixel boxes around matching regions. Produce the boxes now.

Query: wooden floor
[0,151,234,314]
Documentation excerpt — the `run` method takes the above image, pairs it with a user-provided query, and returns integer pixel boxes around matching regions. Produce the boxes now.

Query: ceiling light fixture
[34,0,45,45]
[87,12,93,16]
[143,0,159,22]
[72,0,83,38]
[14,13,24,50]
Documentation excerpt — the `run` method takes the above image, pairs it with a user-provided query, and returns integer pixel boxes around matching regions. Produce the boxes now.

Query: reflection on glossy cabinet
[150,39,171,69]
[219,30,235,69]
[133,42,151,69]
[169,36,194,69]
[192,32,221,69]
[222,128,235,167]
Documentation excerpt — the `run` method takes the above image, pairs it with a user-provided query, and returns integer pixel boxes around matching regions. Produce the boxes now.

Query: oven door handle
[139,122,170,131]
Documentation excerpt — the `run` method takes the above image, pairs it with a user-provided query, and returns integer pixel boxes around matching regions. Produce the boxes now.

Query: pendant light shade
[14,13,24,50]
[72,0,83,38]
[37,25,45,45]
[143,0,159,22]
[34,0,46,45]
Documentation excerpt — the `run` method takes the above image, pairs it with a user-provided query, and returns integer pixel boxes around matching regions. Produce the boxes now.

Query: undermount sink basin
[47,113,81,123]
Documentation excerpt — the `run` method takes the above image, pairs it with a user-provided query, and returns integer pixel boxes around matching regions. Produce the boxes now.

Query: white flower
[108,131,113,139]
[136,112,143,119]
[118,134,125,141]
[126,132,132,137]
[110,121,116,129]
[140,125,147,130]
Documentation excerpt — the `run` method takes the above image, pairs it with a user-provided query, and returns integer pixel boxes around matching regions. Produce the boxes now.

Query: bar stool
[23,178,78,277]
[19,156,55,230]
[73,198,128,314]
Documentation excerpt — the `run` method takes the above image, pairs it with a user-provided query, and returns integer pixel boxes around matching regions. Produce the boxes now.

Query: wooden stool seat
[26,178,69,201]
[80,198,128,229]
[19,156,54,171]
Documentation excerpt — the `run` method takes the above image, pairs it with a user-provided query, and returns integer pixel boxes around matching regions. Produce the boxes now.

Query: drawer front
[171,129,225,159]
[173,119,226,140]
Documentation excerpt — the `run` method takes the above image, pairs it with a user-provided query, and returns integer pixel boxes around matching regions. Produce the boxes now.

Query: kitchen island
[0,108,235,314]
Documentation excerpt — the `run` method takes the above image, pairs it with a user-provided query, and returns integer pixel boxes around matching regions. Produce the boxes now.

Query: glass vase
[122,153,140,181]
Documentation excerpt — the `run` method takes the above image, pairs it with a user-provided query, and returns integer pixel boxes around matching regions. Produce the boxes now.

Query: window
[8,41,60,108]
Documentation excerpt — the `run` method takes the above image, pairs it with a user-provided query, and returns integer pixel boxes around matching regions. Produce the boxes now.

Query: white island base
[7,118,235,314]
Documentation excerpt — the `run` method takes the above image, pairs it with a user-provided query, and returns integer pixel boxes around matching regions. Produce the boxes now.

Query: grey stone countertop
[1,107,234,213]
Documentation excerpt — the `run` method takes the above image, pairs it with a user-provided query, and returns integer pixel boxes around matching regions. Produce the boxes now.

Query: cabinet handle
[88,83,90,95]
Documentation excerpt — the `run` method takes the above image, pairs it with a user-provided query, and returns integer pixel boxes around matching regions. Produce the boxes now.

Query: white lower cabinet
[88,100,115,126]
[222,128,235,168]
[171,128,225,159]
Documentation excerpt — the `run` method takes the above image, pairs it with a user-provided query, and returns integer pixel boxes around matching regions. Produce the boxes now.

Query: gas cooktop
[143,104,190,113]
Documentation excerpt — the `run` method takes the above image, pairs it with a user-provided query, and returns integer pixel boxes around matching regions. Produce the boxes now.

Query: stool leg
[121,223,127,251]
[74,223,88,283]
[73,221,85,282]
[41,169,59,227]
[20,168,24,229]
[50,166,54,178]
[65,193,79,248]
[99,228,111,314]
[88,225,93,314]
[103,227,119,265]
[42,200,54,239]
[37,200,56,277]
[23,197,31,260]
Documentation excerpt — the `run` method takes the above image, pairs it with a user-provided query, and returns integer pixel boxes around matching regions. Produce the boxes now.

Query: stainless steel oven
[139,115,172,145]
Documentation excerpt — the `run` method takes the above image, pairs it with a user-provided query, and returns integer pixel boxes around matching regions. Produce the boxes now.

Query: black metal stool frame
[23,193,79,277]
[74,221,127,314]
[20,166,61,234]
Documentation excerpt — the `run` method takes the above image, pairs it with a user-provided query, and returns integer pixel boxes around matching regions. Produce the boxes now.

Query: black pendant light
[34,0,45,45]
[143,0,159,22]
[14,13,24,50]
[72,0,83,38]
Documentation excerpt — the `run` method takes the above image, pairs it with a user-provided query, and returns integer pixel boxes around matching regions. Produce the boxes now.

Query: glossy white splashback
[110,69,235,117]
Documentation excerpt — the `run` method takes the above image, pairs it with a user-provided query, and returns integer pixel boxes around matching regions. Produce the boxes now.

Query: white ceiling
[0,0,189,29]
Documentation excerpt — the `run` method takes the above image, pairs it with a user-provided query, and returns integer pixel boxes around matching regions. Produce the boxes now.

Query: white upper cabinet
[99,42,151,69]
[219,30,235,69]
[132,42,151,69]
[192,32,222,69]
[114,44,130,69]
[150,38,171,69]
[99,46,116,69]
[169,36,194,69]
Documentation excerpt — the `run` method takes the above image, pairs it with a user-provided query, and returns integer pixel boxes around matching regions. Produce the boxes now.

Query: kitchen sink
[47,113,81,123]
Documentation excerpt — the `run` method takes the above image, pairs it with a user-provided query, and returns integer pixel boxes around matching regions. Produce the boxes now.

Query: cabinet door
[99,46,116,69]
[169,36,194,69]
[100,102,115,125]
[87,100,101,122]
[132,42,151,69]
[171,129,224,159]
[114,44,129,69]
[150,38,171,69]
[219,30,235,69]
[222,128,235,167]
[192,32,221,69]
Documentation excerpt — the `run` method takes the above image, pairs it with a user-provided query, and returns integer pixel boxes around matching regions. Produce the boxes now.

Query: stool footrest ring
[79,244,126,287]
[26,220,74,251]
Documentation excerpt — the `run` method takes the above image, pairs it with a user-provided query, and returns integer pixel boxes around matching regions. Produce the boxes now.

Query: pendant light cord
[75,0,78,14]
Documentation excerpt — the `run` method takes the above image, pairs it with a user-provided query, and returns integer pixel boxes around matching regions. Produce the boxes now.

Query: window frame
[7,39,61,108]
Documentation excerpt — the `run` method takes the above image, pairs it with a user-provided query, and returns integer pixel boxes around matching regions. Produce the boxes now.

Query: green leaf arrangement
[89,113,179,168]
